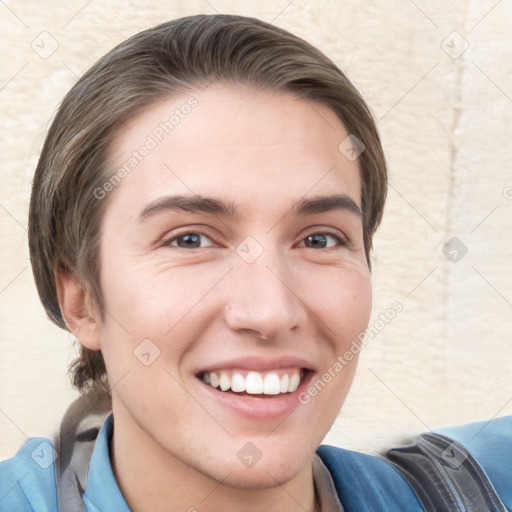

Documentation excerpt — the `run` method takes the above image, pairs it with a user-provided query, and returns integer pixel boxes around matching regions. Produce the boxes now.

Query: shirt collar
[312,453,345,512]
[83,413,130,511]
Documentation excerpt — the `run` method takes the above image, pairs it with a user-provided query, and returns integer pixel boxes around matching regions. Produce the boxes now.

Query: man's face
[96,85,372,487]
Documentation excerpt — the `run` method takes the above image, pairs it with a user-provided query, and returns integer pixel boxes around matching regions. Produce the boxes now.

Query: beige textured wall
[1,0,511,458]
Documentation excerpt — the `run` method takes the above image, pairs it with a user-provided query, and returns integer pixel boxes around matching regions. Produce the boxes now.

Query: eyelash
[162,228,348,250]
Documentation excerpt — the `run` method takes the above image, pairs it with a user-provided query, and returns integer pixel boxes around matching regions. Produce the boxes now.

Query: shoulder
[433,414,512,508]
[0,437,58,512]
[317,415,512,511]
[316,444,424,511]
[434,413,512,462]
[386,414,512,512]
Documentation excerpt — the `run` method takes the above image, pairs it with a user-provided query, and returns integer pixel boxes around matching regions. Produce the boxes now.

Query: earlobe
[55,271,101,351]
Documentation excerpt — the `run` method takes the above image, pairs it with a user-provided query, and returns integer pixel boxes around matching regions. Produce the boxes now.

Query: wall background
[1,0,511,458]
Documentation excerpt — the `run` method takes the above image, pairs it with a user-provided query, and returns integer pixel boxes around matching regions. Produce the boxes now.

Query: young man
[1,14,510,512]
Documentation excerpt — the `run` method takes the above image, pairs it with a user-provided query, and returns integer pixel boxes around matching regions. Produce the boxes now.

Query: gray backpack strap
[386,431,508,512]
[53,388,112,512]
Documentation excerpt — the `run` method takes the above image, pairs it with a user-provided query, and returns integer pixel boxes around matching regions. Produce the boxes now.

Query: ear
[56,270,101,351]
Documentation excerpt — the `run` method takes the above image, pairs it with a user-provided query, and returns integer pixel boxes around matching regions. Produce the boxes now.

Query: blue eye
[167,233,214,249]
[301,232,345,249]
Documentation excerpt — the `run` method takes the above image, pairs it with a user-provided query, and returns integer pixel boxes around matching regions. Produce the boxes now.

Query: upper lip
[195,355,315,375]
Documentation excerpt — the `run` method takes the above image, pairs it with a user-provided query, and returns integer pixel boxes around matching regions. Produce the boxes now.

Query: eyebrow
[139,193,362,222]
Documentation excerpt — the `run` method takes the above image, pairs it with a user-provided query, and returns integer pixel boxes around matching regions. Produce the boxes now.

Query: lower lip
[195,371,314,421]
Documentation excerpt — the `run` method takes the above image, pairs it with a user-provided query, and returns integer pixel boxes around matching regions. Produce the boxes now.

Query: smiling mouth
[197,368,307,396]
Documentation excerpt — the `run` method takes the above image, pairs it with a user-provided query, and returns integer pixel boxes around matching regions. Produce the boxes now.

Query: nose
[223,248,304,341]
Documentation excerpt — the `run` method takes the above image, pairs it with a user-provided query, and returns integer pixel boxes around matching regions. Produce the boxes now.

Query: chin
[208,441,314,490]
[219,462,304,490]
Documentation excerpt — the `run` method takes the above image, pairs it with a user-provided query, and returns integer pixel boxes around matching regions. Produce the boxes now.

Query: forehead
[104,85,361,218]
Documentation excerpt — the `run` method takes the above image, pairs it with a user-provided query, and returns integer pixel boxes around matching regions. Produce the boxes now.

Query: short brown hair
[28,14,387,394]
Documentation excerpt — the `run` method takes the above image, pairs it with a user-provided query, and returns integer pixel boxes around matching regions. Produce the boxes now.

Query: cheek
[99,258,223,337]
[96,254,225,377]
[306,268,372,344]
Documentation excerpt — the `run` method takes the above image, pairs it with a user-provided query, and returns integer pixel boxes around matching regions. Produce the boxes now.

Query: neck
[110,406,319,512]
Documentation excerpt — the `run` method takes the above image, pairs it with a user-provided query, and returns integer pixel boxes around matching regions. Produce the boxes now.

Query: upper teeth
[202,369,302,395]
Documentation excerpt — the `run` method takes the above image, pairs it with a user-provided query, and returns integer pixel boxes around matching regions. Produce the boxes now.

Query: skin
[57,85,372,512]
